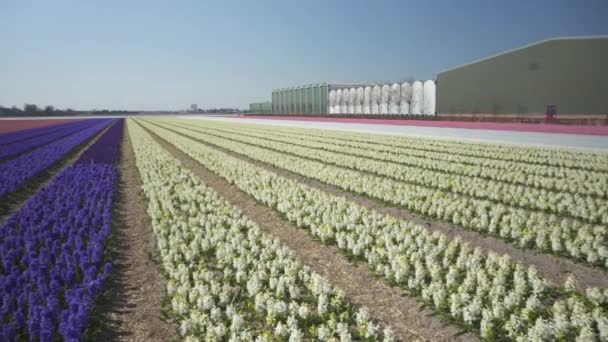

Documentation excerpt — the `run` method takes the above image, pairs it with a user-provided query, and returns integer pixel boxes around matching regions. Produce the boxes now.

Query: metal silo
[400,82,411,114]
[340,89,349,114]
[423,80,436,115]
[372,85,381,114]
[335,89,343,114]
[297,87,303,114]
[410,81,423,115]
[328,90,336,114]
[380,84,390,115]
[389,83,400,115]
[363,86,372,114]
[293,87,299,114]
[355,87,364,114]
[348,88,356,114]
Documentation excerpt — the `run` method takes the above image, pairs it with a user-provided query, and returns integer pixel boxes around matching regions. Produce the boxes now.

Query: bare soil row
[95,124,177,341]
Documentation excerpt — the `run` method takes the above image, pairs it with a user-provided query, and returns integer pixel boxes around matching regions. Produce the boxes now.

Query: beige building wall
[437,37,608,115]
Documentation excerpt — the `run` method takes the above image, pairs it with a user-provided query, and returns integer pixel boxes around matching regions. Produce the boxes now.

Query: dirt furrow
[95,121,178,341]
[145,120,608,290]
[138,120,477,342]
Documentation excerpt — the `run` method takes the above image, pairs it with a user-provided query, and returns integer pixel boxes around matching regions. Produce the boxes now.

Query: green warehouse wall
[436,37,608,115]
[273,83,373,115]
[249,101,272,114]
[272,84,329,115]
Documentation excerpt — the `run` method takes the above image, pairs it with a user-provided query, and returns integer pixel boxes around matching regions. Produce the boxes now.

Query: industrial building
[436,36,608,115]
[272,83,375,115]
[252,36,606,119]
[270,81,436,115]
[249,101,272,114]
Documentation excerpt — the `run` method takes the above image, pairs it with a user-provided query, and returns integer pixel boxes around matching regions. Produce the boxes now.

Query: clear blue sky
[0,0,606,111]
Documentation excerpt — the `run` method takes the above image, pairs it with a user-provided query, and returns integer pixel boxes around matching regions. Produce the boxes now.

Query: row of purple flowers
[0,119,124,341]
[0,119,113,198]
[0,121,83,146]
[0,120,100,160]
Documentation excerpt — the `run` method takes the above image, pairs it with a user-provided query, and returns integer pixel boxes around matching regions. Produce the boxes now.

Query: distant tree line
[0,103,243,117]
[0,104,139,117]
[0,104,68,117]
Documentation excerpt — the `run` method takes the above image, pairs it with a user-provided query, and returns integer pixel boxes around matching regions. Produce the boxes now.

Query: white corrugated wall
[363,86,372,114]
[372,85,381,114]
[328,90,336,114]
[389,83,400,115]
[380,84,390,115]
[348,88,356,114]
[422,80,436,115]
[400,82,411,115]
[410,81,423,115]
[335,89,343,114]
[355,87,364,114]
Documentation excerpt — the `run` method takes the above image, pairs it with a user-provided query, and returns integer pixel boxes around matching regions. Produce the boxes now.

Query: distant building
[272,82,376,115]
[249,101,272,114]
[190,104,198,112]
[436,36,608,115]
[267,36,607,120]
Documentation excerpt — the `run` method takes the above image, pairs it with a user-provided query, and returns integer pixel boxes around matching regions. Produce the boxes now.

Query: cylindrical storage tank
[363,86,372,114]
[389,83,400,115]
[380,84,390,115]
[410,81,423,115]
[333,89,341,114]
[290,89,296,114]
[348,88,356,114]
[371,85,381,114]
[341,89,349,114]
[355,87,364,114]
[422,80,436,115]
[400,82,411,114]
[335,89,343,114]
[328,90,336,114]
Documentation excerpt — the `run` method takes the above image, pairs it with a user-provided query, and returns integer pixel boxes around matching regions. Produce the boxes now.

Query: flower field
[0,117,607,341]
[0,119,121,340]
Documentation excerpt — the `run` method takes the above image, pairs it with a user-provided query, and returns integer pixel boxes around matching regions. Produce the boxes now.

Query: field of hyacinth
[0,119,121,340]
[0,116,607,341]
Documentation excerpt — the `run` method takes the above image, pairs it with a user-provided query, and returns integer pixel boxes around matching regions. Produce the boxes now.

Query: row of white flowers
[168,121,606,223]
[276,124,606,181]
[149,120,608,269]
[196,121,606,199]
[140,119,608,340]
[127,120,394,341]
[203,119,607,173]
